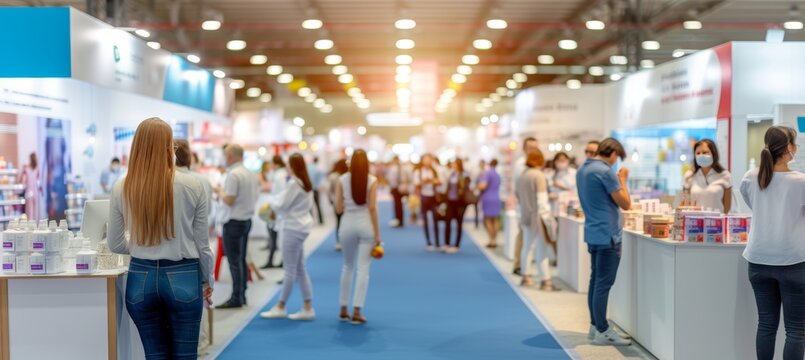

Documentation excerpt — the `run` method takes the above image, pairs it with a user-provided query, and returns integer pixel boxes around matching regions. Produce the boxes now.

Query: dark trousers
[473,201,480,228]
[266,224,279,266]
[223,219,251,305]
[421,195,440,247]
[588,242,621,333]
[749,261,805,360]
[335,212,342,243]
[444,200,467,248]
[126,258,203,360]
[391,188,405,226]
[313,190,324,225]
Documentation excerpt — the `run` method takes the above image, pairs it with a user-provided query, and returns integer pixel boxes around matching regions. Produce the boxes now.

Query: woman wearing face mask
[552,152,577,192]
[740,126,805,360]
[683,139,732,213]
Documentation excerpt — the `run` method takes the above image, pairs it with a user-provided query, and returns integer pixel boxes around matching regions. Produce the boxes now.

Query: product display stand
[0,168,25,226]
[556,216,590,293]
[65,176,90,230]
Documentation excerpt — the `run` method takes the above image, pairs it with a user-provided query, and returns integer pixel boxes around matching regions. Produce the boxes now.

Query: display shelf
[0,199,25,206]
[0,184,24,191]
[0,169,18,176]
[0,215,19,222]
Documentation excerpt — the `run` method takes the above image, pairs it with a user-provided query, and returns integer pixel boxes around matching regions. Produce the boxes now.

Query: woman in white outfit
[516,150,559,291]
[260,153,316,321]
[336,149,381,325]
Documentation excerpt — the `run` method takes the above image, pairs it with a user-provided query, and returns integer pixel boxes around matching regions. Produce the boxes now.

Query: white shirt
[108,171,214,286]
[224,162,260,221]
[270,167,290,195]
[269,179,314,234]
[414,167,438,197]
[741,169,805,266]
[684,168,732,213]
[341,174,377,213]
[553,168,578,192]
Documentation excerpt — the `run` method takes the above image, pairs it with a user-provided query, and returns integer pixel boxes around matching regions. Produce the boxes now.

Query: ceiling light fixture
[537,55,555,64]
[313,99,326,108]
[610,55,628,65]
[640,59,655,68]
[338,73,354,84]
[397,88,411,98]
[396,55,413,65]
[452,74,467,83]
[213,69,226,79]
[297,87,312,97]
[396,39,415,49]
[259,93,272,103]
[321,104,333,113]
[395,19,416,30]
[348,88,362,97]
[146,41,161,50]
[227,40,247,51]
[610,73,623,81]
[486,19,508,29]
[332,65,348,75]
[186,54,201,63]
[558,39,578,50]
[506,79,518,89]
[395,73,411,83]
[585,20,605,30]
[277,73,294,84]
[134,29,151,38]
[522,65,538,74]
[249,55,268,65]
[229,79,245,89]
[784,21,804,30]
[293,117,306,127]
[302,19,323,29]
[324,54,342,65]
[305,94,317,103]
[588,66,604,76]
[473,39,493,50]
[396,65,412,75]
[496,87,508,96]
[490,93,502,102]
[462,54,480,65]
[642,40,661,50]
[314,39,334,50]
[513,72,527,83]
[266,65,283,75]
[683,20,702,30]
[246,87,261,98]
[566,79,582,90]
[672,49,687,58]
[201,20,222,31]
[457,65,473,75]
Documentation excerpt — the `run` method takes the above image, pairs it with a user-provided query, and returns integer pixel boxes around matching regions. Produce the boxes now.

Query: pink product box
[685,216,706,243]
[704,216,726,243]
[726,215,751,243]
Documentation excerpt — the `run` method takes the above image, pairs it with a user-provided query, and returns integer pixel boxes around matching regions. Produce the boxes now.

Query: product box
[704,216,726,243]
[623,211,644,232]
[642,214,662,235]
[726,215,752,243]
[685,215,706,242]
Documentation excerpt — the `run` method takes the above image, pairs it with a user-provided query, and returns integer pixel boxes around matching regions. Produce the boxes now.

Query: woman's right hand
[374,237,382,247]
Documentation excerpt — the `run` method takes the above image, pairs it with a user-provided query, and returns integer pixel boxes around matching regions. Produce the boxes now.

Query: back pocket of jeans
[126,270,148,305]
[166,270,200,304]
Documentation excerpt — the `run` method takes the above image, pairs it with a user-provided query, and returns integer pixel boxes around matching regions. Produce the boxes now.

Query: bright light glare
[473,39,493,50]
[332,65,348,75]
[227,40,247,51]
[513,73,527,83]
[338,74,354,84]
[784,21,804,30]
[260,93,272,103]
[229,79,245,89]
[588,66,604,76]
[186,54,201,63]
[202,20,222,31]
[277,73,294,84]
[314,39,334,50]
[213,70,226,79]
[396,39,415,49]
[462,54,480,65]
[134,29,151,38]
[324,54,342,65]
[395,19,416,30]
[146,41,161,50]
[357,126,367,135]
[522,65,538,74]
[457,65,473,75]
[538,55,555,64]
[487,19,508,29]
[297,87,312,97]
[396,55,413,65]
[585,20,605,30]
[302,19,323,29]
[250,55,268,65]
[683,20,702,30]
[566,79,582,89]
[293,117,306,127]
[452,74,467,83]
[246,87,261,97]
[642,40,661,50]
[267,65,283,75]
[558,39,578,50]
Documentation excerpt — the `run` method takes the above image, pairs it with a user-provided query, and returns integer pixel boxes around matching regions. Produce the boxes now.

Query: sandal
[351,315,367,325]
[340,313,351,322]
[540,281,561,292]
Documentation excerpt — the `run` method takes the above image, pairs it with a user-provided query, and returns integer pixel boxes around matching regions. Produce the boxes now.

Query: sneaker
[288,308,316,321]
[388,219,400,227]
[260,306,287,319]
[588,325,596,340]
[426,246,436,252]
[592,328,632,346]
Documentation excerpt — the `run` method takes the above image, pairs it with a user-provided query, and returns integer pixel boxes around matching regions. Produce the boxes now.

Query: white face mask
[695,154,714,168]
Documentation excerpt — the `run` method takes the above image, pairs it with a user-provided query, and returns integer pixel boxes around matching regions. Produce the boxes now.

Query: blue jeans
[587,241,621,333]
[749,261,805,360]
[126,258,203,360]
[223,219,251,305]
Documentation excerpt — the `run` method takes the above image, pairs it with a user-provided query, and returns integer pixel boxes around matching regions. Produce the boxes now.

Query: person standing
[517,150,559,290]
[741,126,805,360]
[18,152,42,220]
[261,154,316,321]
[683,139,732,213]
[552,152,577,193]
[387,156,409,228]
[216,144,259,309]
[328,159,349,250]
[335,149,381,325]
[513,137,540,274]
[576,138,632,346]
[414,154,442,251]
[100,157,124,194]
[444,159,470,254]
[472,160,486,229]
[107,118,213,359]
[262,155,289,269]
[584,141,600,160]
[308,157,325,225]
[478,159,502,248]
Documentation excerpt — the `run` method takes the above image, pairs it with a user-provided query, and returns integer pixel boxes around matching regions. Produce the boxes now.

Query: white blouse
[683,169,732,213]
[268,178,314,234]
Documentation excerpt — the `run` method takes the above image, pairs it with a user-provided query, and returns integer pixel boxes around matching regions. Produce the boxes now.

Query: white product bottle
[2,220,18,252]
[46,253,64,274]
[75,240,97,274]
[31,220,49,252]
[15,254,29,275]
[58,220,70,250]
[1,252,15,273]
[29,252,46,274]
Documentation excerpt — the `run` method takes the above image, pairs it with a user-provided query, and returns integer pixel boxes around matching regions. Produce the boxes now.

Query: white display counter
[557,216,590,293]
[609,230,784,360]
[0,269,144,360]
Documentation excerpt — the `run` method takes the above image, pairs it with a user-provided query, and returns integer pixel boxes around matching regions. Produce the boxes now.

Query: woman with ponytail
[741,126,805,360]
[336,149,381,325]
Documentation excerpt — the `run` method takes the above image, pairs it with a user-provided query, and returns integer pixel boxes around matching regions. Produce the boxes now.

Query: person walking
[414,154,442,251]
[472,160,486,229]
[477,159,502,248]
[260,153,317,321]
[308,157,325,225]
[740,126,805,360]
[443,159,471,254]
[18,152,42,220]
[100,157,124,194]
[328,159,349,250]
[683,139,732,213]
[513,137,540,274]
[387,156,409,228]
[335,149,381,325]
[517,150,559,291]
[216,144,259,309]
[576,138,632,346]
[262,155,289,269]
[107,118,213,359]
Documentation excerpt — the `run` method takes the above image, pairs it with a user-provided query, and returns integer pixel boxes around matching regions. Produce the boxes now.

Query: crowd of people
[99,117,803,359]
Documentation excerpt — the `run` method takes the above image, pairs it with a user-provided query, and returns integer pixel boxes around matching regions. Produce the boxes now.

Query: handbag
[460,176,478,205]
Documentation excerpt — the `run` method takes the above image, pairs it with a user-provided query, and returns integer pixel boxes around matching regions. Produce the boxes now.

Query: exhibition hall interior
[2,0,805,359]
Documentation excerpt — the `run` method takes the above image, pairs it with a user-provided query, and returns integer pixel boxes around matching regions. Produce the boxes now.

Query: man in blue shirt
[307,157,325,225]
[100,158,123,194]
[576,138,632,346]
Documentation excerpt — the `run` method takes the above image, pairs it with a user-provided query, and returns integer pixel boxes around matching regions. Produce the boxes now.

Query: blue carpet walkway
[216,208,573,360]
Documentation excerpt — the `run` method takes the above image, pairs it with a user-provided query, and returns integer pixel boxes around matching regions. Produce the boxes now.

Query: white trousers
[339,213,374,308]
[279,229,313,303]
[521,225,551,281]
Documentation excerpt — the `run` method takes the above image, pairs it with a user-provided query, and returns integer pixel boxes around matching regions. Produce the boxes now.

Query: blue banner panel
[163,55,215,112]
[0,7,71,77]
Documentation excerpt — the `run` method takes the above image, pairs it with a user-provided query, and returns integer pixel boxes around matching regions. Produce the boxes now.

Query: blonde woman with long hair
[108,118,213,359]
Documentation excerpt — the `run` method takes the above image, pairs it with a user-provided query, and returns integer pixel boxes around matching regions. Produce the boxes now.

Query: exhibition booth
[509,42,805,359]
[0,7,233,360]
